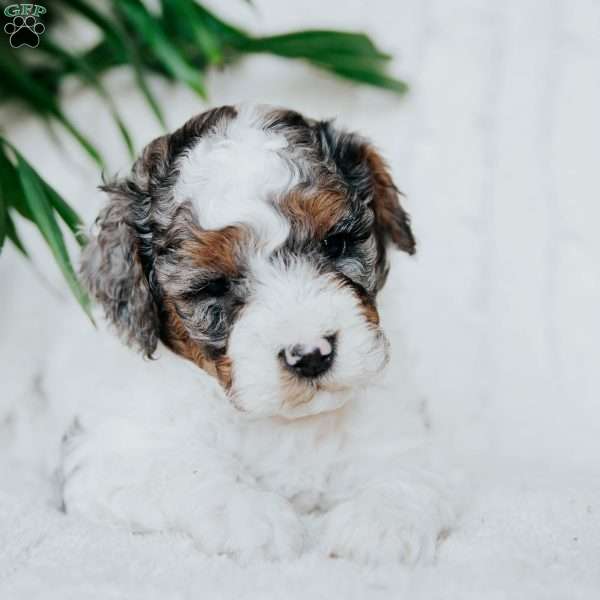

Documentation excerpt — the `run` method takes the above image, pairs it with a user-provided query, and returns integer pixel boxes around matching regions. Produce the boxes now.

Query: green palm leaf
[4,211,28,257]
[0,139,91,318]
[15,153,92,319]
[56,0,167,128]
[0,184,6,251]
[115,0,206,97]
[0,50,104,167]
[39,39,135,158]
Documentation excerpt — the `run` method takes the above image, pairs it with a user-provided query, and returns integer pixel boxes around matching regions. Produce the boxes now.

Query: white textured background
[1,0,599,597]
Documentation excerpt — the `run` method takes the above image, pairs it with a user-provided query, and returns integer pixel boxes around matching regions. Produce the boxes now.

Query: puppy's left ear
[317,122,416,256]
[362,145,416,256]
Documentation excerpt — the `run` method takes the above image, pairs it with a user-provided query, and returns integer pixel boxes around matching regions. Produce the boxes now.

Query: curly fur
[80,182,159,355]
[64,104,455,564]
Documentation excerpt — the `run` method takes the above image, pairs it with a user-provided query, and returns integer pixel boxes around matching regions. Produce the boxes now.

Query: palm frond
[0,138,92,319]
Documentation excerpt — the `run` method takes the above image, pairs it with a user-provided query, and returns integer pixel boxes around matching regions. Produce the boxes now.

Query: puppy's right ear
[81,136,170,356]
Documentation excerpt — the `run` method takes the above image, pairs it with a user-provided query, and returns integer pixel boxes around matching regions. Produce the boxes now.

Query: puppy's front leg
[60,419,304,561]
[320,457,456,565]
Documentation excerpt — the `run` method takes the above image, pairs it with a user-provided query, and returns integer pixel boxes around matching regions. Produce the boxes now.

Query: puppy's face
[82,105,415,418]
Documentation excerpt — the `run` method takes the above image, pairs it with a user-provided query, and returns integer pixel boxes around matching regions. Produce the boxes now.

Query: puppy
[57,104,454,564]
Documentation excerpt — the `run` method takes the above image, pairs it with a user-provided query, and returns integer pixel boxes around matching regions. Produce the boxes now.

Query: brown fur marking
[160,296,234,391]
[161,299,216,372]
[181,225,247,276]
[280,190,347,239]
[334,273,380,326]
[214,355,233,391]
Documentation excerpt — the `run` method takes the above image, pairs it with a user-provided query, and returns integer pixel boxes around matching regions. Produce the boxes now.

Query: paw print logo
[4,15,45,48]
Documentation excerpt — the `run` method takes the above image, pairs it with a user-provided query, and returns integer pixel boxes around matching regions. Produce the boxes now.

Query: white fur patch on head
[227,257,389,418]
[173,105,295,251]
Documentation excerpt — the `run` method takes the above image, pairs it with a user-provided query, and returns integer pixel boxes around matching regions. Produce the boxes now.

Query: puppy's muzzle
[280,334,336,379]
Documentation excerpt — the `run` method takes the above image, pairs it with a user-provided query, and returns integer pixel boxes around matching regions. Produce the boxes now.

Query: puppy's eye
[322,233,351,259]
[201,277,230,297]
[185,277,230,300]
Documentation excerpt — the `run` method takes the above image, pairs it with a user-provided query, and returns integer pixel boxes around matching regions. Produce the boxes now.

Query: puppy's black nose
[281,335,336,379]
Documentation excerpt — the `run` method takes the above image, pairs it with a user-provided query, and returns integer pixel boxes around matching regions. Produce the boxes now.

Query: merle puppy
[56,104,454,564]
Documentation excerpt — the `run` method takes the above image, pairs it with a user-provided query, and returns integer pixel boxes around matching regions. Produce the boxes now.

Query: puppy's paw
[195,488,305,562]
[60,421,169,529]
[60,422,305,562]
[320,480,455,565]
